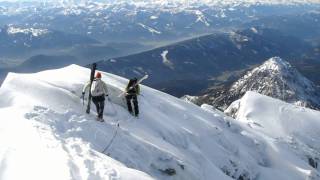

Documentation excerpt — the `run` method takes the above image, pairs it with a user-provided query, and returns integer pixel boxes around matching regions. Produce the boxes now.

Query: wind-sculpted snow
[0,65,320,179]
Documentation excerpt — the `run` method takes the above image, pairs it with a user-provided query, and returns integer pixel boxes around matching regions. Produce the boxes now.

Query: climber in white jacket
[82,72,109,121]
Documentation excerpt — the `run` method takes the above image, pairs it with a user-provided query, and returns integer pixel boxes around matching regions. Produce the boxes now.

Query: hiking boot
[96,117,104,122]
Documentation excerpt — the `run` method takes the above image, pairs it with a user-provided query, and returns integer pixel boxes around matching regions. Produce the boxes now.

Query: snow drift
[0,65,320,180]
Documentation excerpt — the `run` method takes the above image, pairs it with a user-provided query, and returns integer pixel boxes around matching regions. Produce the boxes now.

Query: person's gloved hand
[81,92,85,99]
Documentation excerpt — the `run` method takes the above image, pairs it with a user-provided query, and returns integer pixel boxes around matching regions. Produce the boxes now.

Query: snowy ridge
[0,69,153,180]
[1,65,320,179]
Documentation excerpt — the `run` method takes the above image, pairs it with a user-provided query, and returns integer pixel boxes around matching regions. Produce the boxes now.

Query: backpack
[127,79,139,94]
[91,79,105,97]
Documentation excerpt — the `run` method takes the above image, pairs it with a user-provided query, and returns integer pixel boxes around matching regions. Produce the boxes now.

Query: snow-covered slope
[206,57,320,110]
[225,91,320,178]
[1,65,320,180]
[0,66,153,180]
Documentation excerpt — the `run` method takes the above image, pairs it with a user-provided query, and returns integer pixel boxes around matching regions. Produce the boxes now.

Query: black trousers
[92,95,105,118]
[126,94,139,116]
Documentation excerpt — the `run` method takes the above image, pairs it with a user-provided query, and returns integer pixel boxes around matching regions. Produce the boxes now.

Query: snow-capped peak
[233,57,320,109]
[258,56,292,74]
[255,57,301,76]
[207,57,320,110]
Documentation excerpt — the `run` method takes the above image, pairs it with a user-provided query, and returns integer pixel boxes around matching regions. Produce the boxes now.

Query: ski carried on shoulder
[118,74,149,97]
[86,63,97,114]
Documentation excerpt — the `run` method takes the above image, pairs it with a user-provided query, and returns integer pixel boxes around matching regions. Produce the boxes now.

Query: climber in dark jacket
[125,78,140,117]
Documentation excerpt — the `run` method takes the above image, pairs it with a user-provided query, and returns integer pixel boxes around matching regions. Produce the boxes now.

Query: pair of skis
[86,63,97,114]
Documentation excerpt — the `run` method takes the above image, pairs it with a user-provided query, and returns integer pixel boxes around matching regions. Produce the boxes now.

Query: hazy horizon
[1,0,320,4]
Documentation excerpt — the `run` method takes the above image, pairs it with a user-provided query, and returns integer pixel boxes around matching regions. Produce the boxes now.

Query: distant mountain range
[1,1,319,43]
[96,27,318,96]
[197,57,320,110]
